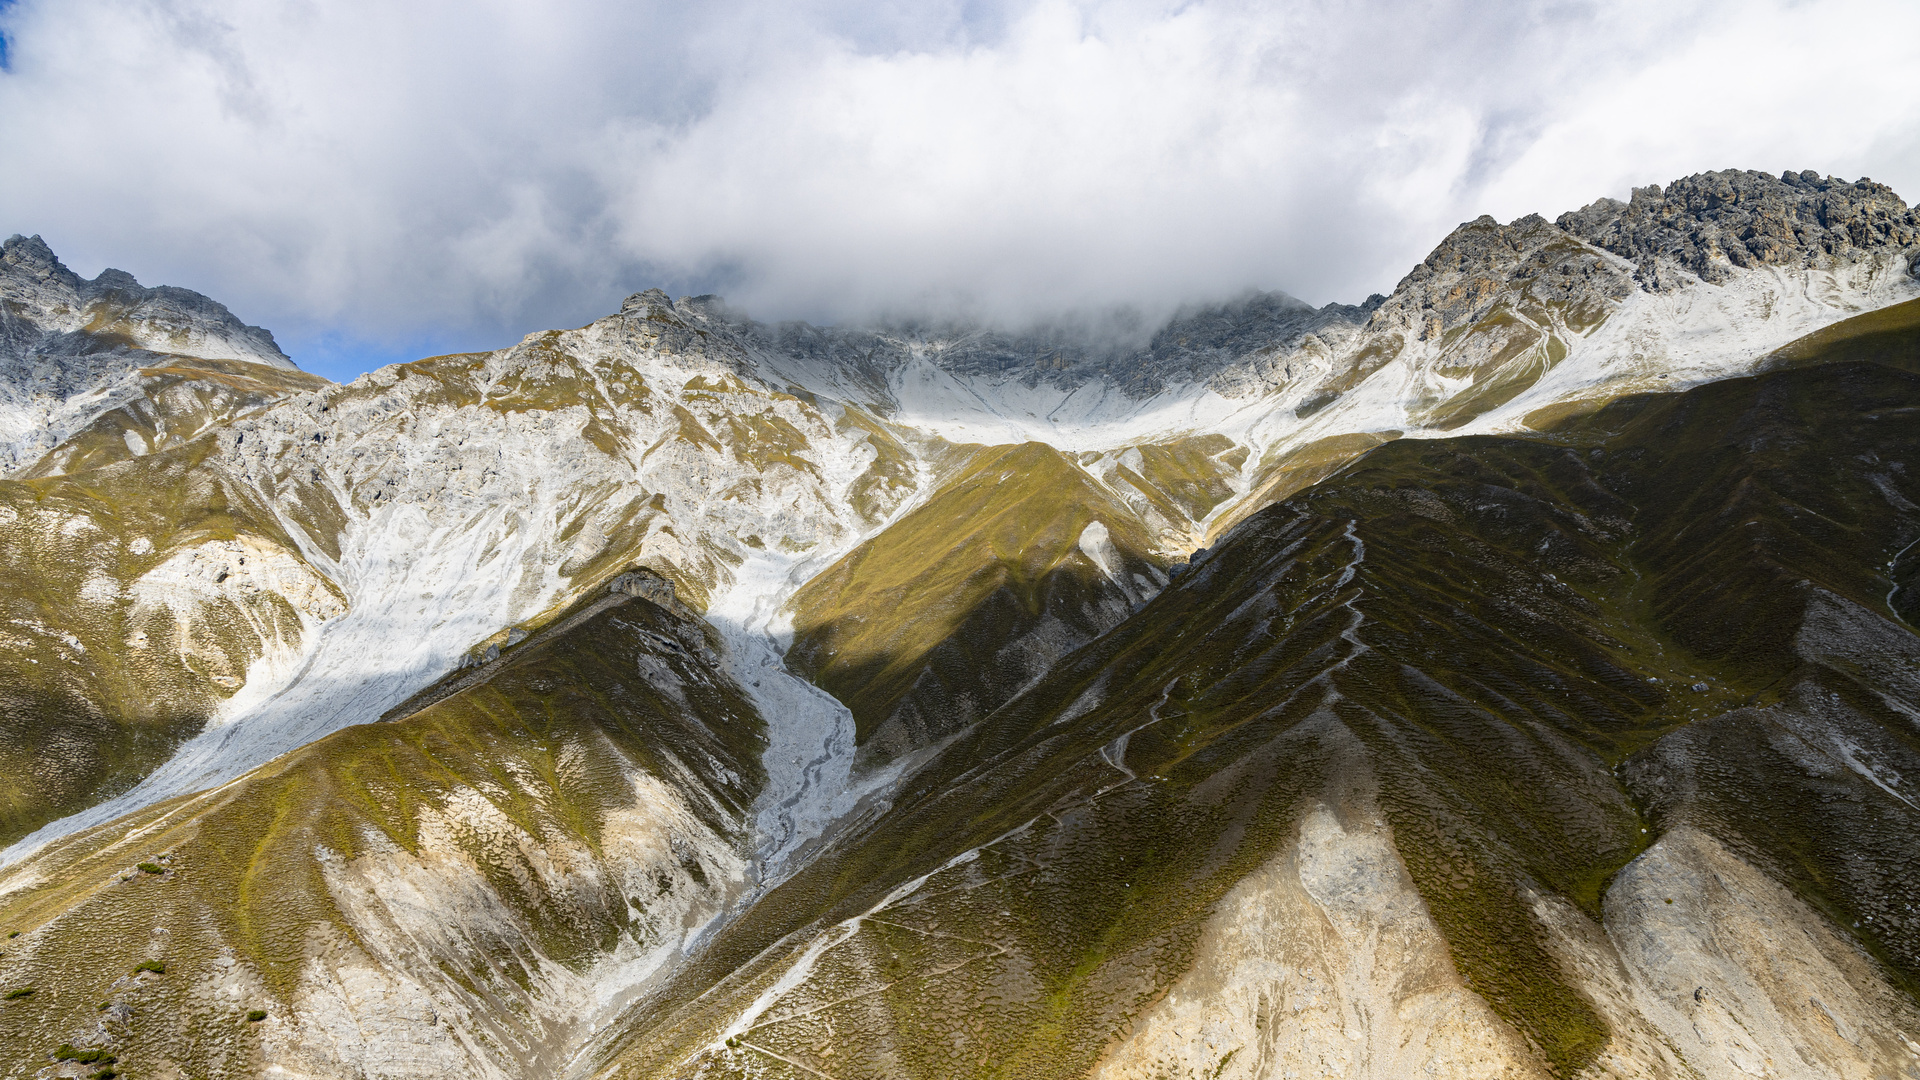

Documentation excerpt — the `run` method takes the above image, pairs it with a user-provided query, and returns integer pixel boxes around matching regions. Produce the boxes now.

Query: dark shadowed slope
[588,305,1920,1080]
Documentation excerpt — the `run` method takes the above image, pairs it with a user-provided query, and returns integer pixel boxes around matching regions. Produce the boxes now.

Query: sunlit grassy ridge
[787,441,1165,754]
[595,324,1919,1079]
[1761,294,1920,374]
[1093,433,1245,528]
[1212,430,1401,541]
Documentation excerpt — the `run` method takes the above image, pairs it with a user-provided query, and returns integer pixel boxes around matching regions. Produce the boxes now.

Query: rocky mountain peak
[1370,208,1628,345]
[1,233,85,290]
[0,234,291,367]
[0,234,304,473]
[1398,212,1565,287]
[618,286,677,316]
[1556,168,1920,290]
[88,267,143,292]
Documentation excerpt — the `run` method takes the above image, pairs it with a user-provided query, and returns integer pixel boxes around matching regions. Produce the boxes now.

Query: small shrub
[54,1045,115,1064]
[246,1008,267,1021]
[3,987,32,1000]
[136,862,163,875]
[6,930,16,938]
[92,1070,117,1080]
[133,959,166,975]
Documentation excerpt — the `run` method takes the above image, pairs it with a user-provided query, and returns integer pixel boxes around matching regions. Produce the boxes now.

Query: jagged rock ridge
[0,169,1914,1079]
[0,234,300,472]
[1558,169,1920,288]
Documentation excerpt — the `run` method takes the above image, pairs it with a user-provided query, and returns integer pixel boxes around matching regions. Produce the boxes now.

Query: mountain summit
[0,170,1915,1080]
[0,234,309,474]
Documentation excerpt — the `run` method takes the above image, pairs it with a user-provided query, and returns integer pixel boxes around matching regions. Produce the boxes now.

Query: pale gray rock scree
[0,168,1914,1079]
[0,233,294,471]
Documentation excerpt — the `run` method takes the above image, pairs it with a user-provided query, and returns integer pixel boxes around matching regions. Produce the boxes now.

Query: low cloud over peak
[3,0,1917,378]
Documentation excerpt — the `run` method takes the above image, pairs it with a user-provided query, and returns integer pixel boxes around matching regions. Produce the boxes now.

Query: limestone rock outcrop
[0,234,301,472]
[1557,168,1920,289]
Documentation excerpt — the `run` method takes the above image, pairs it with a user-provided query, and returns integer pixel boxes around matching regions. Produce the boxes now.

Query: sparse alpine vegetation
[0,169,1914,1079]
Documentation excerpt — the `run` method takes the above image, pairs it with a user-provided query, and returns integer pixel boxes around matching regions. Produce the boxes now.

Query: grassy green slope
[787,441,1164,759]
[597,339,1919,1078]
[0,438,345,849]
[0,590,764,1078]
[1591,360,1920,995]
[1761,294,1920,374]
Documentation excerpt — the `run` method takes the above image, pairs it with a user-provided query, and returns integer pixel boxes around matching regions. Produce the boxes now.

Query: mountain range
[0,167,1915,1079]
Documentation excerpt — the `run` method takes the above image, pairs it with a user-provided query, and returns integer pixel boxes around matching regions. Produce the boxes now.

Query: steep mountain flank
[0,168,1916,1080]
[0,289,925,856]
[787,441,1167,763]
[583,318,1920,1080]
[0,583,762,1079]
[0,440,344,848]
[776,171,1920,779]
[0,235,299,474]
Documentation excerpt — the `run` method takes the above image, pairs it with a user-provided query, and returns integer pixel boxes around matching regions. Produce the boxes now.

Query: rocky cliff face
[0,234,301,473]
[1558,168,1920,288]
[0,170,1915,1080]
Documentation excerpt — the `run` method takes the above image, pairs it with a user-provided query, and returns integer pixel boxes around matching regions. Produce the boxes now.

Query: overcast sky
[3,0,1918,380]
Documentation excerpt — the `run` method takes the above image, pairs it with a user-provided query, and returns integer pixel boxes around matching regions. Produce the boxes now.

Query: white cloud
[1478,0,1920,222]
[1,0,1917,376]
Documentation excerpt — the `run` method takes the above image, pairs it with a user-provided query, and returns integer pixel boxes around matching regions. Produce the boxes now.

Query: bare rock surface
[1604,827,1920,1080]
[1097,812,1920,1080]
[1095,785,1548,1080]
[0,170,1917,1080]
[0,234,296,472]
[1559,169,1920,288]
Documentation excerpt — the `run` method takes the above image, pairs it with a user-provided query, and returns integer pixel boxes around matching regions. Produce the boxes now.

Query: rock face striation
[0,170,1914,1080]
